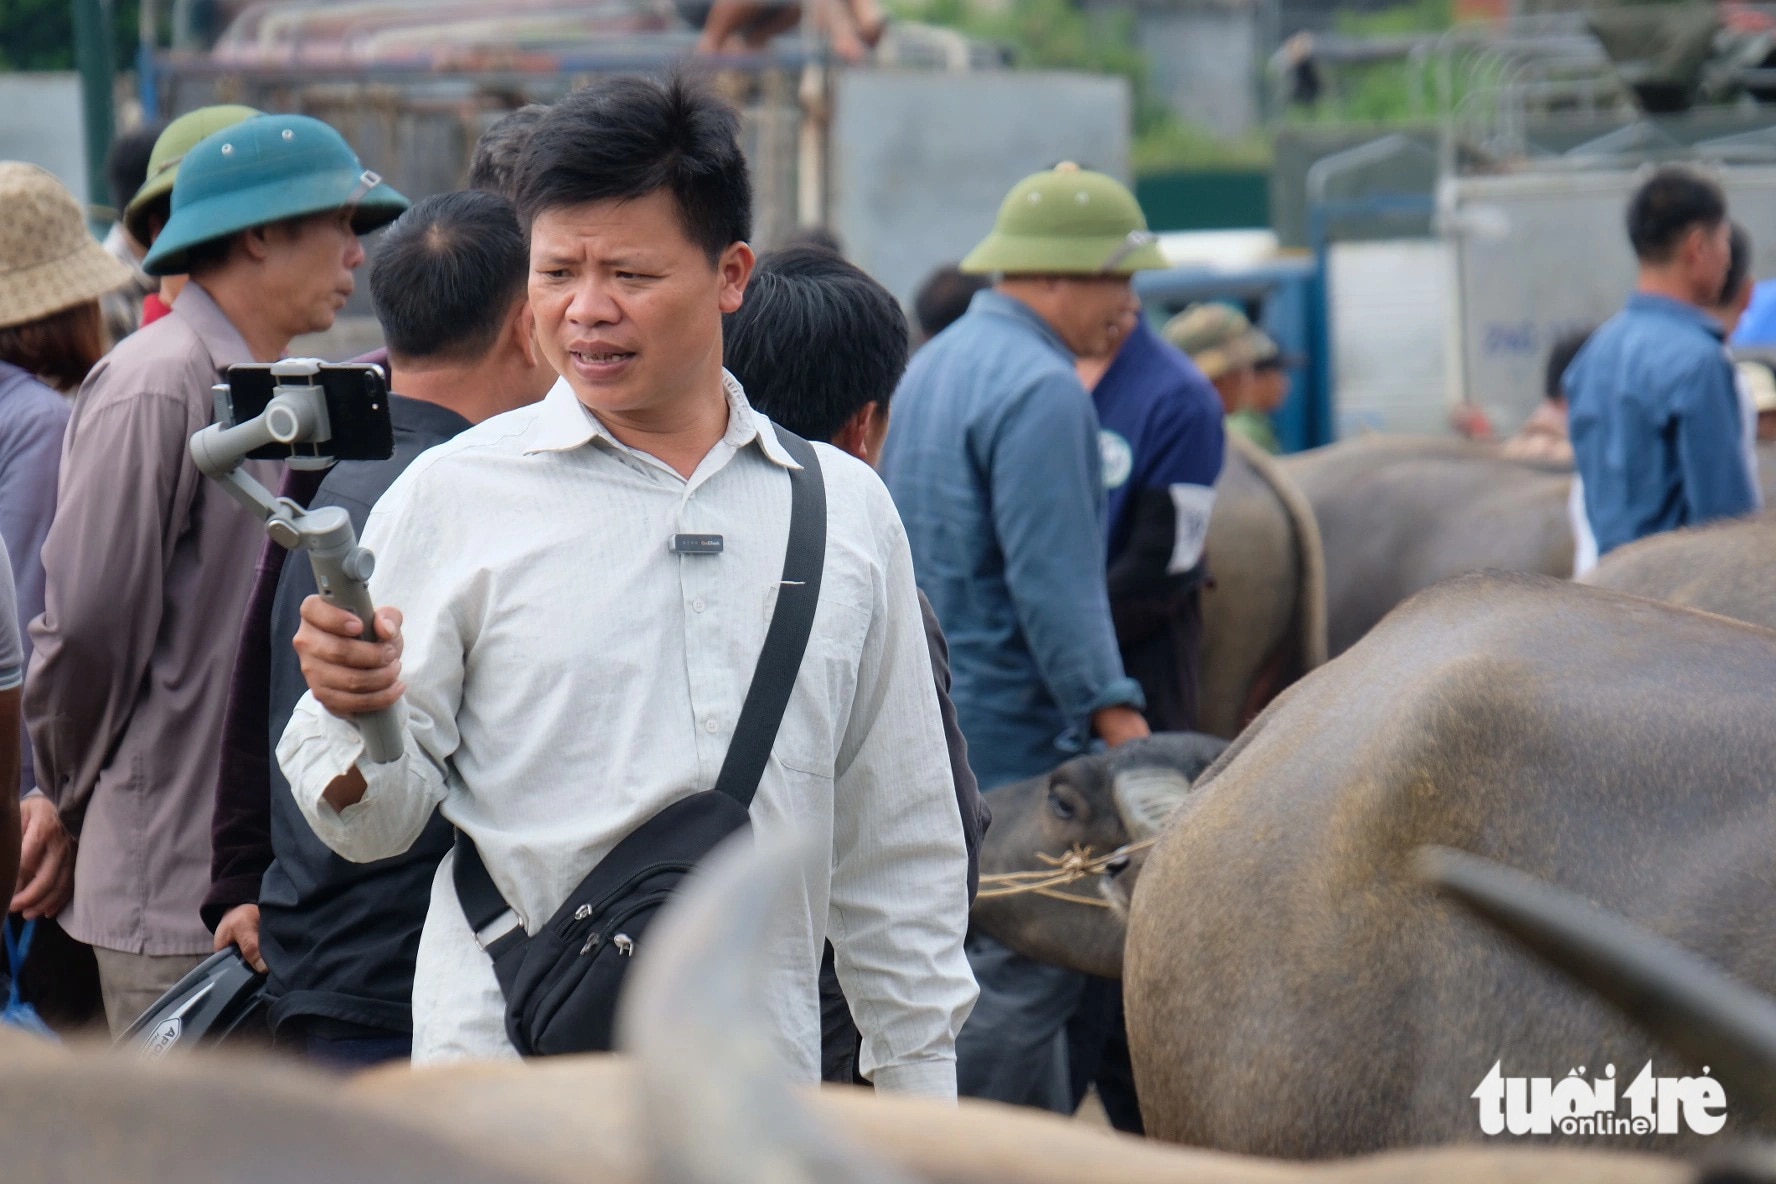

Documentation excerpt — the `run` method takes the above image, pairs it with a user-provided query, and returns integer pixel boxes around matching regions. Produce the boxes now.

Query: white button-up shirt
[277,375,976,1096]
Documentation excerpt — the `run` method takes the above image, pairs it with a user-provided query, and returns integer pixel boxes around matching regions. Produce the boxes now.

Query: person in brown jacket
[24,113,407,1033]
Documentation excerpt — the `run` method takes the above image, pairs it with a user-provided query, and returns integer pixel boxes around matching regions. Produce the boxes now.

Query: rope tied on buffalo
[974,838,1155,908]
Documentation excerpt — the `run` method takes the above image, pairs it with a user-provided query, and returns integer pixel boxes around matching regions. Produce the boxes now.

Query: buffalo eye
[1047,787,1078,822]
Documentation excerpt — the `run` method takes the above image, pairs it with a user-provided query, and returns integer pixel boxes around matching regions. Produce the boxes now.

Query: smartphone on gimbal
[218,361,394,465]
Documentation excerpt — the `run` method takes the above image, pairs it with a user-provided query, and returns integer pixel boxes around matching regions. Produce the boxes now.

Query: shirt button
[692,598,705,613]
[704,718,719,734]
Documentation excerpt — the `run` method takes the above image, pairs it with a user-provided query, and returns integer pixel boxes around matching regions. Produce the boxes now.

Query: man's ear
[512,299,540,368]
[718,241,757,315]
[833,401,878,462]
[241,225,274,264]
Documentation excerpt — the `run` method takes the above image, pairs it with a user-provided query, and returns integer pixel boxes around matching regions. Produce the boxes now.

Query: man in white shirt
[275,74,977,1095]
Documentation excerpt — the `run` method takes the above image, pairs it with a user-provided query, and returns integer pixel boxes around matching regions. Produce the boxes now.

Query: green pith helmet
[143,113,410,278]
[961,162,1169,277]
[123,105,263,247]
[1162,303,1278,380]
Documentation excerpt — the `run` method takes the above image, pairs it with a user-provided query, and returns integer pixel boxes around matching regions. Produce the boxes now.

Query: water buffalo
[1279,437,1573,657]
[1581,513,1776,630]
[0,1029,540,1183]
[968,733,1229,978]
[1126,573,1776,1158]
[0,821,1733,1184]
[350,832,1716,1184]
[1199,435,1326,739]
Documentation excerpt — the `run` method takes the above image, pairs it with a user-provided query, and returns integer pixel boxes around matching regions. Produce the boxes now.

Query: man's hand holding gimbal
[293,597,406,811]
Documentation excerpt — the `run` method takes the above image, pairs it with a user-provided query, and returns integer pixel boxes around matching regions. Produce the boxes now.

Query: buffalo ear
[1113,767,1194,839]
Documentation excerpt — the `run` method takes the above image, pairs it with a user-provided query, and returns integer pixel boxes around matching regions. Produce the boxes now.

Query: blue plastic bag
[2,917,60,1040]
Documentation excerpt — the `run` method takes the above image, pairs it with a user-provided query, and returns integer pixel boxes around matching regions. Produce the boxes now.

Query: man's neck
[189,275,291,363]
[994,281,1070,351]
[1636,267,1704,309]
[581,368,731,479]
[388,358,516,427]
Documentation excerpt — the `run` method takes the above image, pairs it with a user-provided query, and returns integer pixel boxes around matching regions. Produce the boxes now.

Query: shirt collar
[171,281,258,374]
[387,393,473,441]
[1626,292,1726,341]
[969,288,1076,361]
[525,369,801,471]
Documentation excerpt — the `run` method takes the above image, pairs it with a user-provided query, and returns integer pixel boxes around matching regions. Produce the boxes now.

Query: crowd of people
[0,72,1240,1114]
[0,69,1762,1127]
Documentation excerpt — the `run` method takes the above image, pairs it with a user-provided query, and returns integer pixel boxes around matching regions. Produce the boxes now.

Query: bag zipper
[579,892,670,957]
[554,861,694,940]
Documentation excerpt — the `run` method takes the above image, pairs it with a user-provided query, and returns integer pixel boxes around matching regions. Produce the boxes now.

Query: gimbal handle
[190,383,404,764]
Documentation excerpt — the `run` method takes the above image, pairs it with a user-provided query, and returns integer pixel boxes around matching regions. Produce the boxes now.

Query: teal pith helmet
[143,113,410,277]
[960,162,1168,277]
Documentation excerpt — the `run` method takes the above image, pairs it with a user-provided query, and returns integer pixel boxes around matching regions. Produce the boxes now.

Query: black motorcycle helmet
[119,948,268,1055]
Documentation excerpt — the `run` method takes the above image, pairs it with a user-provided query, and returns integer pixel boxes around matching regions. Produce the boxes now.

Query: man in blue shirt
[1085,313,1225,733]
[881,163,1169,1112]
[1567,167,1757,558]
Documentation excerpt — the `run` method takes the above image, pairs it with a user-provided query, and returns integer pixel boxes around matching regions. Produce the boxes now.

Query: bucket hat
[961,162,1168,277]
[0,163,136,331]
[143,114,409,278]
[1162,303,1278,380]
[122,105,263,247]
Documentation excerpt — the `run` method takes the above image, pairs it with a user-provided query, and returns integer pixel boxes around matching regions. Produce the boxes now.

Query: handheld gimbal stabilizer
[190,358,403,763]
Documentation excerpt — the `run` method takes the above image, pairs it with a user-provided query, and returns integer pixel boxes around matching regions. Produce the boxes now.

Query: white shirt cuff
[869,1058,958,1100]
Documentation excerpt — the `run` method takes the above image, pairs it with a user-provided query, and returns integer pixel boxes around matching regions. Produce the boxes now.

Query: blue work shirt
[1566,292,1757,557]
[1093,318,1225,570]
[882,289,1142,791]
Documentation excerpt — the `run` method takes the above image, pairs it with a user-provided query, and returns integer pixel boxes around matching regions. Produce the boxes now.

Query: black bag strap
[713,429,825,808]
[455,430,826,945]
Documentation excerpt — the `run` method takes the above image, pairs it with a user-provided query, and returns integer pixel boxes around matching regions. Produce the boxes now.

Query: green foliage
[908,0,1151,113]
[895,0,1277,169]
[1282,0,1466,125]
[1334,0,1453,37]
[1133,116,1274,172]
[0,0,143,71]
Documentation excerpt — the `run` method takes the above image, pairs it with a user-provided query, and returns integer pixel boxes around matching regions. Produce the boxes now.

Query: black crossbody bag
[453,431,825,1057]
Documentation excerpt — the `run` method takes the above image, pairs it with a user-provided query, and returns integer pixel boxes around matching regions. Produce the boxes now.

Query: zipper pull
[573,904,593,921]
[613,934,635,957]
[580,932,599,956]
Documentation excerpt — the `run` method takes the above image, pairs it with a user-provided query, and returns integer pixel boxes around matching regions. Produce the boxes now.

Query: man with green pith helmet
[879,163,1165,1115]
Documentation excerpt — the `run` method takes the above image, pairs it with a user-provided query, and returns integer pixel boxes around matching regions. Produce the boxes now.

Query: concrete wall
[0,73,87,202]
[1137,6,1259,139]
[829,69,1131,308]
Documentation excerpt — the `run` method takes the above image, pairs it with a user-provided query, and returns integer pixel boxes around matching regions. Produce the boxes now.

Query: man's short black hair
[513,73,750,263]
[776,225,844,257]
[722,245,909,443]
[369,190,528,365]
[107,121,164,213]
[467,104,549,201]
[1544,327,1594,403]
[913,264,988,341]
[1721,221,1753,307]
[1626,166,1727,264]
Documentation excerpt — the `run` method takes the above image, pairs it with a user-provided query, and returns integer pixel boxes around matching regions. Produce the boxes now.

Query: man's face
[261,209,364,337]
[1050,276,1139,358]
[1253,363,1291,413]
[529,190,751,421]
[1686,220,1733,307]
[1211,367,1255,415]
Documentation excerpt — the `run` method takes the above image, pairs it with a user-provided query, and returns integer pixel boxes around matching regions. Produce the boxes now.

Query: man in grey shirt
[26,115,407,1032]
